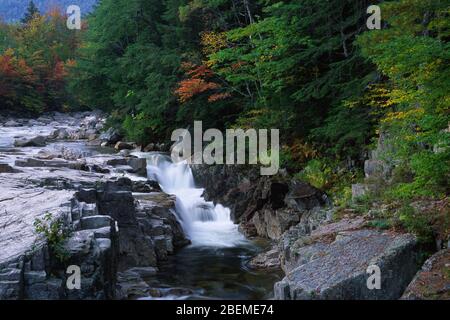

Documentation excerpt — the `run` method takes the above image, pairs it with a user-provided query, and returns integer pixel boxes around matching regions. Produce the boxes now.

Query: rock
[54,128,69,140]
[0,268,22,282]
[28,119,44,126]
[24,271,47,285]
[119,149,131,157]
[401,249,450,300]
[90,164,110,174]
[249,247,281,269]
[80,215,114,230]
[352,183,368,200]
[15,158,70,168]
[132,180,161,193]
[0,163,20,173]
[99,128,122,145]
[76,189,98,203]
[36,149,57,160]
[127,158,147,176]
[191,164,328,240]
[143,143,156,152]
[4,120,20,127]
[115,141,134,151]
[106,158,128,166]
[116,270,151,299]
[126,267,158,278]
[64,230,95,257]
[274,226,420,300]
[14,136,46,147]
[0,279,22,299]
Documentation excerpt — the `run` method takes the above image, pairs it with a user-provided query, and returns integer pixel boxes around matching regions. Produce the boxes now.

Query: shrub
[34,213,71,263]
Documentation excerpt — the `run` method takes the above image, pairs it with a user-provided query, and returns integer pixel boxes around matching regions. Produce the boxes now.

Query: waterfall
[138,153,248,248]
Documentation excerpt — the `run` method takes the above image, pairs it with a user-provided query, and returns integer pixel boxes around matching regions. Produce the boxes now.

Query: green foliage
[397,205,434,243]
[296,159,333,190]
[34,213,71,263]
[357,0,450,200]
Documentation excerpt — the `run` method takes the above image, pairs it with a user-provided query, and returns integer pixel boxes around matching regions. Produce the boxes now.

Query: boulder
[99,128,122,145]
[80,215,114,230]
[0,163,20,173]
[248,247,281,269]
[143,143,156,152]
[54,128,69,140]
[4,120,20,127]
[119,149,131,157]
[352,183,368,200]
[401,249,450,300]
[127,158,147,176]
[15,158,69,168]
[115,141,134,151]
[274,225,420,300]
[14,136,46,147]
[36,149,57,160]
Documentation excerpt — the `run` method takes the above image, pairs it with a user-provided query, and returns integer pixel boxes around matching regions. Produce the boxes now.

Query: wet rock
[15,158,69,168]
[54,128,69,140]
[99,128,122,146]
[127,158,147,176]
[106,158,128,166]
[132,180,161,193]
[119,149,131,157]
[36,149,57,160]
[191,164,328,239]
[14,136,46,147]
[116,270,151,299]
[90,164,110,174]
[143,143,156,152]
[115,141,134,151]
[249,247,281,270]
[0,163,20,173]
[401,249,450,300]
[4,120,20,127]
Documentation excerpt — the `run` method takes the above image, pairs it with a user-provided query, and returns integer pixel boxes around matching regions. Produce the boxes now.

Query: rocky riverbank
[0,112,189,299]
[191,160,449,300]
[0,112,448,300]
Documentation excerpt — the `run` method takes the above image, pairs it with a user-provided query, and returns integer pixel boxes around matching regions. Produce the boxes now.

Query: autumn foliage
[0,9,80,114]
[175,62,230,103]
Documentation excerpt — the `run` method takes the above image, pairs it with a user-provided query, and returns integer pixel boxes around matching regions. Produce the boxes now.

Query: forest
[0,0,449,238]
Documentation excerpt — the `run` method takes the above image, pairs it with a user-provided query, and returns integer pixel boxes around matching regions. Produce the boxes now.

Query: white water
[137,153,248,248]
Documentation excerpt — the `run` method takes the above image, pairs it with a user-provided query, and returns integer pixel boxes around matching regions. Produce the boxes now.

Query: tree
[21,1,40,24]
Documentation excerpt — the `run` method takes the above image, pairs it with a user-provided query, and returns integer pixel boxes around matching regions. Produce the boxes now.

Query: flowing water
[0,124,281,299]
[137,153,282,299]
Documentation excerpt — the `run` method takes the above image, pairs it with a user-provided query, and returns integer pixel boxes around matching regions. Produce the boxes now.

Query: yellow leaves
[200,31,228,56]
[382,107,425,123]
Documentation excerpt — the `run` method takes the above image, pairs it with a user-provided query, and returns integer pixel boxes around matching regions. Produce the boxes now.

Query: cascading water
[138,153,248,247]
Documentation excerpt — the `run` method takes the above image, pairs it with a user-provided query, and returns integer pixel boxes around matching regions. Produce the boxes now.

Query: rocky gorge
[0,112,191,299]
[0,112,448,300]
[191,151,449,300]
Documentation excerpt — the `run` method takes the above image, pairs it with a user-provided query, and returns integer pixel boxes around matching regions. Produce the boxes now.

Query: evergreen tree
[21,0,40,24]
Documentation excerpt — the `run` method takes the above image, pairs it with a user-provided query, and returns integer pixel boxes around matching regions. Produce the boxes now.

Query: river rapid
[0,117,281,300]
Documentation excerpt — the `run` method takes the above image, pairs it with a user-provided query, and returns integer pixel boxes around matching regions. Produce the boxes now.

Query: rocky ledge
[0,113,189,300]
[275,218,420,299]
[401,249,450,300]
[191,163,445,300]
